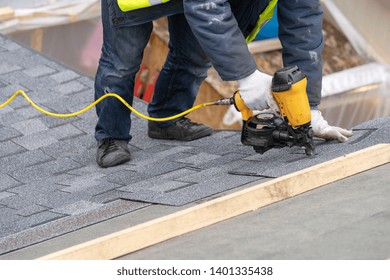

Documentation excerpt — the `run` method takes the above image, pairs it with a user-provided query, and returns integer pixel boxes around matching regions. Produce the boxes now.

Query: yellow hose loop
[0,90,216,122]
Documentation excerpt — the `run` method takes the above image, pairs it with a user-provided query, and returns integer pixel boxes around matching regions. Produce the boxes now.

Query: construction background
[0,0,389,260]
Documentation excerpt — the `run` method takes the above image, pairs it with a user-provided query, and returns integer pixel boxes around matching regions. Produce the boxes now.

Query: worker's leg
[95,0,153,167]
[147,13,212,127]
[95,0,153,142]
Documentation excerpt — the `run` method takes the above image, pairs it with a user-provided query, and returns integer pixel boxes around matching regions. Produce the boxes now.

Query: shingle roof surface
[0,35,389,255]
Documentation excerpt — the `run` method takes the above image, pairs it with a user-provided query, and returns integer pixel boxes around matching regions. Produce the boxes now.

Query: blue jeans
[94,0,211,142]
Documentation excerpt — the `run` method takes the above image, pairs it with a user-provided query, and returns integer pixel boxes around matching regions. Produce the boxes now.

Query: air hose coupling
[213,97,234,106]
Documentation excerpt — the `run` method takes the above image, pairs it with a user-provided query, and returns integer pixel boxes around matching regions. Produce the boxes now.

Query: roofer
[94,0,353,168]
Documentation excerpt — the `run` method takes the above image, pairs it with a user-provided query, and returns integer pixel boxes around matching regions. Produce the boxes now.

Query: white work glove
[311,110,353,142]
[238,69,279,113]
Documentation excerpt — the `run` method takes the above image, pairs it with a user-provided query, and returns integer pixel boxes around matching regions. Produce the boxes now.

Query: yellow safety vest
[117,0,278,43]
[118,0,170,12]
[246,0,278,43]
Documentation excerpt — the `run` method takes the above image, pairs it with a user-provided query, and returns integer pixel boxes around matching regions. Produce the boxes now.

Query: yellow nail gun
[230,66,315,155]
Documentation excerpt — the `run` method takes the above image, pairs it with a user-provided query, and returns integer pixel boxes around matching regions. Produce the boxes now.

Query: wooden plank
[38,144,390,260]
[30,29,44,52]
[0,6,14,21]
[248,38,282,54]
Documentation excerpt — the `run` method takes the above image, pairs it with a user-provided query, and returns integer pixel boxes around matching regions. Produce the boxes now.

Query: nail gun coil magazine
[241,112,315,156]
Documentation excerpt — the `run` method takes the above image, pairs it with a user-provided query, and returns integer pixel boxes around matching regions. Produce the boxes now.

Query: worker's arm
[277,0,324,108]
[278,0,352,142]
[183,0,257,81]
[183,0,276,111]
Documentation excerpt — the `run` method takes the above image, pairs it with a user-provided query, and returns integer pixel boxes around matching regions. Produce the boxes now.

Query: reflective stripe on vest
[246,0,278,43]
[118,0,170,12]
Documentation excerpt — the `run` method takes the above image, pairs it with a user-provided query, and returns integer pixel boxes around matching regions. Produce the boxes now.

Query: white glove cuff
[310,109,329,133]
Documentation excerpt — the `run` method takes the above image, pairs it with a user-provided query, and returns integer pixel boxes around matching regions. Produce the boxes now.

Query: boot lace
[99,139,120,154]
[176,117,198,128]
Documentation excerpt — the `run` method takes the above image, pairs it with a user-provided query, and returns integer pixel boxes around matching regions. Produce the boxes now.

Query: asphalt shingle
[50,70,80,84]
[11,118,49,135]
[0,141,26,158]
[23,65,57,78]
[0,174,21,191]
[0,127,22,142]
[0,33,389,256]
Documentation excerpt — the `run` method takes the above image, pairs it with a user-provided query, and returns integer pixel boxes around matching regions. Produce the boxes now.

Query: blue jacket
[110,0,324,106]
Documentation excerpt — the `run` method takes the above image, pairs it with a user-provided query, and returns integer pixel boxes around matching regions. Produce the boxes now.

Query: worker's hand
[238,70,279,112]
[311,110,353,142]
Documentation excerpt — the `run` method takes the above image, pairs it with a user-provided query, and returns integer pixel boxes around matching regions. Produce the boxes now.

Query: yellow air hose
[0,89,232,122]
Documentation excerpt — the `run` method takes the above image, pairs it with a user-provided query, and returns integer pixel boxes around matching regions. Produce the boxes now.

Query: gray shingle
[20,210,66,228]
[194,152,249,169]
[0,149,53,174]
[46,123,85,141]
[16,189,85,209]
[2,39,23,51]
[128,160,189,177]
[16,204,49,217]
[12,133,58,151]
[0,141,25,158]
[0,106,14,119]
[91,190,127,204]
[0,206,22,229]
[0,193,30,209]
[0,174,21,191]
[158,167,199,180]
[0,62,23,75]
[119,175,261,206]
[8,158,82,183]
[70,118,95,134]
[175,152,221,165]
[50,70,80,84]
[104,169,147,186]
[11,118,49,135]
[0,191,15,200]
[59,172,106,193]
[56,80,88,95]
[119,180,191,193]
[52,200,103,215]
[0,106,43,124]
[0,199,147,254]
[23,65,57,78]
[73,181,123,196]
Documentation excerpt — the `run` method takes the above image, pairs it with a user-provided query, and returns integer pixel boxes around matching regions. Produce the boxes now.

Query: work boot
[96,139,131,168]
[148,117,213,141]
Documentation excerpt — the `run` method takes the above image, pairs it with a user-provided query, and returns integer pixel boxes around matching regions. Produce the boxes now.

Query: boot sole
[97,154,131,168]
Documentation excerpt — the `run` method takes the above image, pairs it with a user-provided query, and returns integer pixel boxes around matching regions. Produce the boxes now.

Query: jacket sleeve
[277,0,324,107]
[182,0,258,81]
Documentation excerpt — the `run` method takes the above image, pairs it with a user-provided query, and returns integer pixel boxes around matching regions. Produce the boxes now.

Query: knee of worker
[96,59,138,90]
[99,52,141,76]
[95,69,135,101]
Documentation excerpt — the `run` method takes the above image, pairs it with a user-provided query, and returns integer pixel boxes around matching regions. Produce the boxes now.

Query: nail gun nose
[213,97,234,106]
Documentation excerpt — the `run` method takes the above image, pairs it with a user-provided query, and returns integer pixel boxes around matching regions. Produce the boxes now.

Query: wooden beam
[0,6,14,21]
[30,29,44,52]
[38,144,390,260]
[248,38,282,54]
